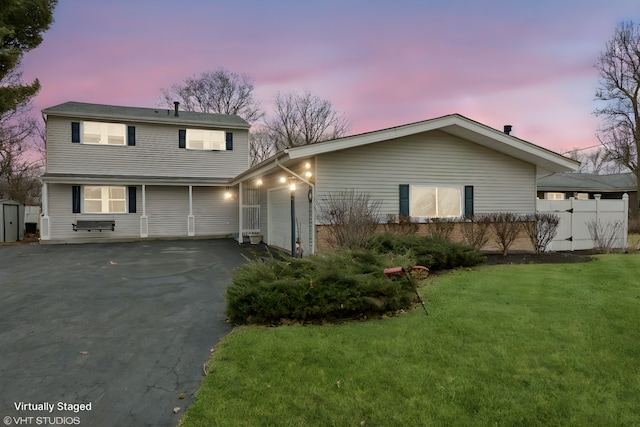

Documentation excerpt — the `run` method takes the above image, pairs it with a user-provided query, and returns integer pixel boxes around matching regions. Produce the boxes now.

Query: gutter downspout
[275,157,316,255]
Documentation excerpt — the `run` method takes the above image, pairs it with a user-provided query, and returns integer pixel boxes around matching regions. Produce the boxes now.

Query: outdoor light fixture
[224,188,234,200]
[305,162,311,169]
[304,171,312,178]
[256,178,263,186]
[279,176,287,183]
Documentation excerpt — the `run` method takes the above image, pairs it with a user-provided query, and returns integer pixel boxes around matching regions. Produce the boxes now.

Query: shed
[0,199,25,242]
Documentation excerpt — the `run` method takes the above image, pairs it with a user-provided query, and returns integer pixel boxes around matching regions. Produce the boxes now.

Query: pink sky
[20,0,640,155]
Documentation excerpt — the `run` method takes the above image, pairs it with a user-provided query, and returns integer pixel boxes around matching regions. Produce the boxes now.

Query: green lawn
[180,254,640,427]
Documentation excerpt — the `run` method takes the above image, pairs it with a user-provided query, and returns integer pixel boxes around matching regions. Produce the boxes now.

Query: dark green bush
[227,234,485,325]
[226,250,416,325]
[368,233,485,270]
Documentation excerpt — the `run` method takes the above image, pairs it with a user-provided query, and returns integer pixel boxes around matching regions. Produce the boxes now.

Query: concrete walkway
[0,239,248,427]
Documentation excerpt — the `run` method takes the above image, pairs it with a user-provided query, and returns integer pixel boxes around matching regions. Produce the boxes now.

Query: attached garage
[0,199,25,243]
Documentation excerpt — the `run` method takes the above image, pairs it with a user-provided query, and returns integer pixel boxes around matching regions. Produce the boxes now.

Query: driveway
[0,239,249,427]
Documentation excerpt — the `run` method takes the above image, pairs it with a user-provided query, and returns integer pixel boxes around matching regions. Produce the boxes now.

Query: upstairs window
[72,122,135,146]
[186,129,226,150]
[179,129,232,150]
[410,186,461,218]
[84,186,126,213]
[83,122,126,145]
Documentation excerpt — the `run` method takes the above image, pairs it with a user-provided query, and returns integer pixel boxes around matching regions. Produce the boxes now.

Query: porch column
[40,182,50,240]
[238,181,243,244]
[187,185,195,236]
[140,184,148,237]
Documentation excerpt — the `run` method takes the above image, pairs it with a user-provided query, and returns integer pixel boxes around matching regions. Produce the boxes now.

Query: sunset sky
[21,0,640,154]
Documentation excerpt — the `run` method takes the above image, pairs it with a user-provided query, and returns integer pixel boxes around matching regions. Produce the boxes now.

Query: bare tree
[248,126,276,166]
[0,67,44,205]
[160,68,264,123]
[594,21,640,216]
[318,190,381,250]
[265,91,351,151]
[565,146,625,174]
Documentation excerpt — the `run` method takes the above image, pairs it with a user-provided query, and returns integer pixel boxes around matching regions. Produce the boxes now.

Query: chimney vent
[174,101,180,117]
[503,125,512,135]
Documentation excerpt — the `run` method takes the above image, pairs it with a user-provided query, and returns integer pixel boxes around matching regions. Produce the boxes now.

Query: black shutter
[178,129,186,148]
[71,122,80,143]
[128,186,137,213]
[225,132,233,150]
[72,186,81,213]
[127,126,136,146]
[399,184,409,217]
[464,185,474,217]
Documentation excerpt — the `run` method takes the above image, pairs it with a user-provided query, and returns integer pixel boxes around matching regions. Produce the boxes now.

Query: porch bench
[72,220,115,232]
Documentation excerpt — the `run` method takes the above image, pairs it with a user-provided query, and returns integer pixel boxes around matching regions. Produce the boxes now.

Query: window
[186,129,226,150]
[576,193,589,200]
[84,186,126,213]
[546,192,565,200]
[410,186,461,218]
[82,122,127,145]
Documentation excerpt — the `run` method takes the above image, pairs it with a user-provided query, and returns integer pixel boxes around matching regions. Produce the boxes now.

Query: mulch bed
[483,249,608,265]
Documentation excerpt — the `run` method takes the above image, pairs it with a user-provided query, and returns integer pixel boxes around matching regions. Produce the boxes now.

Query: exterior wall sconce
[224,188,236,200]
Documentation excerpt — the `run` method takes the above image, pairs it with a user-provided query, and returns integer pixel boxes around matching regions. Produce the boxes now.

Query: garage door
[267,186,312,254]
[267,187,292,251]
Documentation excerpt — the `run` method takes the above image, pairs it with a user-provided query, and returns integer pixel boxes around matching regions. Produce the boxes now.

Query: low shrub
[226,250,416,325]
[227,234,485,325]
[368,233,485,271]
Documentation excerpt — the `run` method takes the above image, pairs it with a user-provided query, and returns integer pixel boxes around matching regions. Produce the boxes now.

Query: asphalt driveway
[0,239,249,427]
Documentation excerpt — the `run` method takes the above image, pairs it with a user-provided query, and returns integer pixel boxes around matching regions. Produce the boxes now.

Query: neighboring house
[40,102,250,243]
[233,114,579,255]
[537,172,638,217]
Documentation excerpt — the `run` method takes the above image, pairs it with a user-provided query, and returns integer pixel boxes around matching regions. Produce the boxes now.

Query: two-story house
[41,101,581,253]
[40,101,250,243]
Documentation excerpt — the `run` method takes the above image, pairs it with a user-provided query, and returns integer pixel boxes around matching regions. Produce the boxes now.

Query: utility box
[24,205,41,234]
[0,199,25,242]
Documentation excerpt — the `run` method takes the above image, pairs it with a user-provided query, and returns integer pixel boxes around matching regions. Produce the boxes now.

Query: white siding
[46,117,249,178]
[48,184,141,241]
[316,130,536,218]
[192,187,238,236]
[46,184,237,242]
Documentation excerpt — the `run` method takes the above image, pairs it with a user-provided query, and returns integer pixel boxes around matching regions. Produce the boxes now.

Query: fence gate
[536,194,628,251]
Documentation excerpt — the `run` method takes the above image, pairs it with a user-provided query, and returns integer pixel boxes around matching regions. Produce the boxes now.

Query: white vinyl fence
[536,194,629,251]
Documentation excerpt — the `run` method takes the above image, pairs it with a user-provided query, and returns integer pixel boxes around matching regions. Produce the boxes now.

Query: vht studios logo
[4,416,81,425]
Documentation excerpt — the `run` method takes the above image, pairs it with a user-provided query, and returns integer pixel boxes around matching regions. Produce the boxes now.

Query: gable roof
[42,101,250,130]
[537,172,637,192]
[285,114,578,173]
[233,114,579,184]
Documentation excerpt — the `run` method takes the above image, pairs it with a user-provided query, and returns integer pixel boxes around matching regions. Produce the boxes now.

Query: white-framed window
[546,192,565,200]
[186,129,226,150]
[83,121,126,145]
[84,186,126,213]
[410,186,461,218]
[576,193,589,200]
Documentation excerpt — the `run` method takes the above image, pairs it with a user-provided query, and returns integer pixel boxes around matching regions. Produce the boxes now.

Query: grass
[181,254,640,426]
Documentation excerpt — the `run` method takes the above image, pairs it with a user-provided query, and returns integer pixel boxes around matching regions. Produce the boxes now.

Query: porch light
[289,182,296,191]
[304,171,312,179]
[304,162,311,169]
[224,188,235,200]
[279,176,287,183]
[256,178,263,186]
